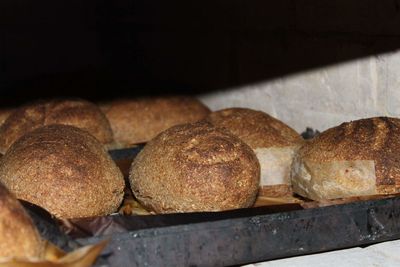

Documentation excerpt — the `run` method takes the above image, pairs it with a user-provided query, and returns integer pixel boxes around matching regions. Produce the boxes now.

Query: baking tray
[28,145,400,266]
[74,195,400,267]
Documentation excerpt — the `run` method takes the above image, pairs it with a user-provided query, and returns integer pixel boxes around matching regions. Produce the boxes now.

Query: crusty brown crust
[45,99,113,144]
[101,96,211,147]
[205,108,303,149]
[0,99,113,154]
[206,108,302,197]
[0,108,14,127]
[0,183,43,259]
[129,121,260,213]
[294,117,400,196]
[0,125,125,219]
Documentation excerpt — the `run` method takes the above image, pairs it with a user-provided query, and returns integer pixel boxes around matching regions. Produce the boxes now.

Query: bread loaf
[129,121,260,213]
[291,117,400,200]
[0,124,124,219]
[0,99,113,154]
[100,96,210,147]
[0,182,43,259]
[206,108,303,197]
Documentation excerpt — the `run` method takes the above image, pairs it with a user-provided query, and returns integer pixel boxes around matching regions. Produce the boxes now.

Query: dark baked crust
[0,108,14,127]
[101,96,211,147]
[297,117,400,193]
[0,183,43,258]
[0,124,124,219]
[206,108,302,197]
[206,108,303,149]
[129,121,260,213]
[0,99,113,154]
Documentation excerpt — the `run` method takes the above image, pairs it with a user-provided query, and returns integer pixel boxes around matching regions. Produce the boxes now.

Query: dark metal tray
[73,196,400,267]
[27,146,400,266]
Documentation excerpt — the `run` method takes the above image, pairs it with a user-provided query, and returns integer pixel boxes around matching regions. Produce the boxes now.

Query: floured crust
[129,121,260,213]
[206,108,303,149]
[100,96,211,147]
[0,125,125,219]
[292,117,400,200]
[0,99,113,154]
[0,183,43,259]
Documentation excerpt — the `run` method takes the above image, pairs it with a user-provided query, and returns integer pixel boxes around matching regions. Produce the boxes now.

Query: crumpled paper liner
[118,188,151,216]
[0,240,108,267]
[118,186,305,215]
[254,195,304,207]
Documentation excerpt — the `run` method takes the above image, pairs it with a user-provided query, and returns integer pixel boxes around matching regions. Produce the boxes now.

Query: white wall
[200,50,400,133]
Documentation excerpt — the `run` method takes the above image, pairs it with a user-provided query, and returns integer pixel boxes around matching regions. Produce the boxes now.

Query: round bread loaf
[0,124,125,219]
[100,96,211,147]
[291,117,400,200]
[0,182,43,259]
[0,99,113,154]
[129,121,260,213]
[206,108,303,197]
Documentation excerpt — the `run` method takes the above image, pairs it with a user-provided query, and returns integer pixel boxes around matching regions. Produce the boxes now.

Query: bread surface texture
[292,117,400,200]
[0,124,124,219]
[0,183,43,259]
[206,108,303,196]
[206,108,303,149]
[129,121,260,213]
[0,99,113,154]
[0,108,14,127]
[101,96,211,147]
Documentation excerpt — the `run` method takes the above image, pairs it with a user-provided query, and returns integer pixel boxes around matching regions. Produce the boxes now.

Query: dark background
[1,0,400,104]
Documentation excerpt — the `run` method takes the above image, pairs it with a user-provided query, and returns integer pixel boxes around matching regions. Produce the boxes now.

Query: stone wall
[197,0,400,132]
[200,51,400,132]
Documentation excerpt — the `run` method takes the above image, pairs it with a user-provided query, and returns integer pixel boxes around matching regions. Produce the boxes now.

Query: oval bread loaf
[0,124,124,219]
[0,98,113,154]
[291,117,400,200]
[100,96,210,147]
[129,121,260,213]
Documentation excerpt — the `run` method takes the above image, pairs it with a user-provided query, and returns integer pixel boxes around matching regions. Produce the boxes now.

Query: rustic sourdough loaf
[0,182,43,259]
[100,96,210,147]
[206,108,303,197]
[0,124,124,219]
[291,117,400,200]
[129,121,260,213]
[0,98,113,154]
